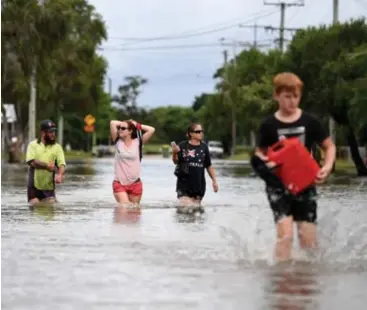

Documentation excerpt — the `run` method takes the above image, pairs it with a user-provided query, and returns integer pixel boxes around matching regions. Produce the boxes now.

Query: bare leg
[297,222,317,249]
[114,191,130,206]
[128,194,142,207]
[275,216,294,262]
[177,196,201,214]
[29,198,40,206]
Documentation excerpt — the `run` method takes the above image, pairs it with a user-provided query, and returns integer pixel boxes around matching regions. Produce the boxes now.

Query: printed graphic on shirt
[277,126,306,145]
[183,148,207,168]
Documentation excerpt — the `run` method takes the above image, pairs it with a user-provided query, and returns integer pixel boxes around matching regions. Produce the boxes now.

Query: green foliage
[190,18,367,173]
[3,0,366,175]
[112,75,148,118]
[148,106,198,143]
[1,0,109,149]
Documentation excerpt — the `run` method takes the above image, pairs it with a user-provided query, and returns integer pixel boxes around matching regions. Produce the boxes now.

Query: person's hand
[55,174,63,184]
[255,152,277,169]
[315,164,332,184]
[265,161,278,169]
[171,142,180,155]
[129,119,137,126]
[213,180,219,192]
[47,161,55,172]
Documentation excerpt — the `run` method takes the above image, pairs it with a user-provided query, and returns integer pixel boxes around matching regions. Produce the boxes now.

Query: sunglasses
[45,129,56,133]
[117,126,128,131]
[192,130,204,134]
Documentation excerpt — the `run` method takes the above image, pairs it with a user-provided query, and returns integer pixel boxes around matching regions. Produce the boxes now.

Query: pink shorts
[113,180,143,196]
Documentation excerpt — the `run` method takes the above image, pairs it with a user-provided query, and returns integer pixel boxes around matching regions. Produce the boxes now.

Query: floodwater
[1,157,367,310]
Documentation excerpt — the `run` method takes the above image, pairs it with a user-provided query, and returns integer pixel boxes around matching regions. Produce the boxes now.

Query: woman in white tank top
[110,119,155,206]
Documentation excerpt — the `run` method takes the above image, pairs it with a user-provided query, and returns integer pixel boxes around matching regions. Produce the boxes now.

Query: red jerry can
[267,137,320,195]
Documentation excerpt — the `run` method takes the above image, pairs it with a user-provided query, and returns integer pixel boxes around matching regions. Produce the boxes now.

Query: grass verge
[65,150,93,160]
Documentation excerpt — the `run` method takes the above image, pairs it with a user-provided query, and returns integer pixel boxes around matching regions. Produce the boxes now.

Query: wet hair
[123,120,138,139]
[187,123,202,139]
[273,72,303,95]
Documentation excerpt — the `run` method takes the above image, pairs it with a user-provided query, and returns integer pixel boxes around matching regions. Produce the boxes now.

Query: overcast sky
[88,0,366,109]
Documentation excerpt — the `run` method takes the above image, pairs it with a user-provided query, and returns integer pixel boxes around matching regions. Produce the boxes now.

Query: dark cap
[40,119,57,132]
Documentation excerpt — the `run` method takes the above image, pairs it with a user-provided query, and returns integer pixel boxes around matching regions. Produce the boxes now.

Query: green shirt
[26,140,66,190]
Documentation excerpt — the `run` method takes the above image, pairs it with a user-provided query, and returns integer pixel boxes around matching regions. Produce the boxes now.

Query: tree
[192,93,209,111]
[112,75,148,118]
[148,106,197,143]
[284,18,367,175]
[1,0,110,156]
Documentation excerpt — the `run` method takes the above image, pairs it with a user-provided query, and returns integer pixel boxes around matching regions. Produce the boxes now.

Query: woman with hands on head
[110,119,155,206]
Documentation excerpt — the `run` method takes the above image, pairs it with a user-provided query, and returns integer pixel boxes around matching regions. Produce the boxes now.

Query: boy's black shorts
[265,186,318,224]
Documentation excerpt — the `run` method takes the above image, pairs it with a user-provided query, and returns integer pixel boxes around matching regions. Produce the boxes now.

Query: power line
[99,39,273,52]
[107,10,280,44]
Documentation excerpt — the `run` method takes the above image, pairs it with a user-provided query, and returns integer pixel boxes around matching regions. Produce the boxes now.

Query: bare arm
[320,137,336,169]
[140,124,155,144]
[58,165,65,175]
[110,120,125,142]
[254,147,269,161]
[29,160,50,170]
[207,166,217,183]
[172,152,179,164]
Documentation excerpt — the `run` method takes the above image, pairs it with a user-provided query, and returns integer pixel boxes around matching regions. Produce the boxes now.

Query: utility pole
[239,23,298,49]
[221,49,237,155]
[29,0,45,144]
[58,114,64,146]
[263,1,304,51]
[28,66,37,143]
[220,40,247,156]
[108,77,113,146]
[238,24,260,48]
[329,0,338,145]
[238,24,273,48]
[108,77,112,98]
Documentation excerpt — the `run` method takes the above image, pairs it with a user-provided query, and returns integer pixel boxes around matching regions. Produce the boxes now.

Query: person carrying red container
[251,72,336,262]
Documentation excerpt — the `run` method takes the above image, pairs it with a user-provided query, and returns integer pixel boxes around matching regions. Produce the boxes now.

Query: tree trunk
[346,126,367,176]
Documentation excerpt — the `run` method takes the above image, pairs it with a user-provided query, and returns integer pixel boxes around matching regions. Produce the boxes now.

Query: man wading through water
[26,120,66,205]
[252,72,336,261]
[172,123,218,214]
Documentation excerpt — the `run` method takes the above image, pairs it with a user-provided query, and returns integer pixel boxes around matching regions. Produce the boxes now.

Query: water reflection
[113,206,142,224]
[30,204,57,221]
[215,164,254,178]
[174,212,207,224]
[266,263,320,310]
[65,163,97,175]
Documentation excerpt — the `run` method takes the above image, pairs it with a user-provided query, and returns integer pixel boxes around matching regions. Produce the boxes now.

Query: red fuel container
[267,137,320,195]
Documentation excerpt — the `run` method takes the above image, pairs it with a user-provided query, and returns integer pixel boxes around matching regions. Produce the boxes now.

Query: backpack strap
[137,130,143,161]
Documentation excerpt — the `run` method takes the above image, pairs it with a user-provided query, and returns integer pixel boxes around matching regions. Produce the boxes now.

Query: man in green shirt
[26,120,66,205]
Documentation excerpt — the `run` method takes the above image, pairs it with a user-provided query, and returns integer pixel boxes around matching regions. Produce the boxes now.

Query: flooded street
[2,157,367,310]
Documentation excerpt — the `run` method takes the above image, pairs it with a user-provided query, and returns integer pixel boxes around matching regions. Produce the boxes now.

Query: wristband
[136,123,142,130]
